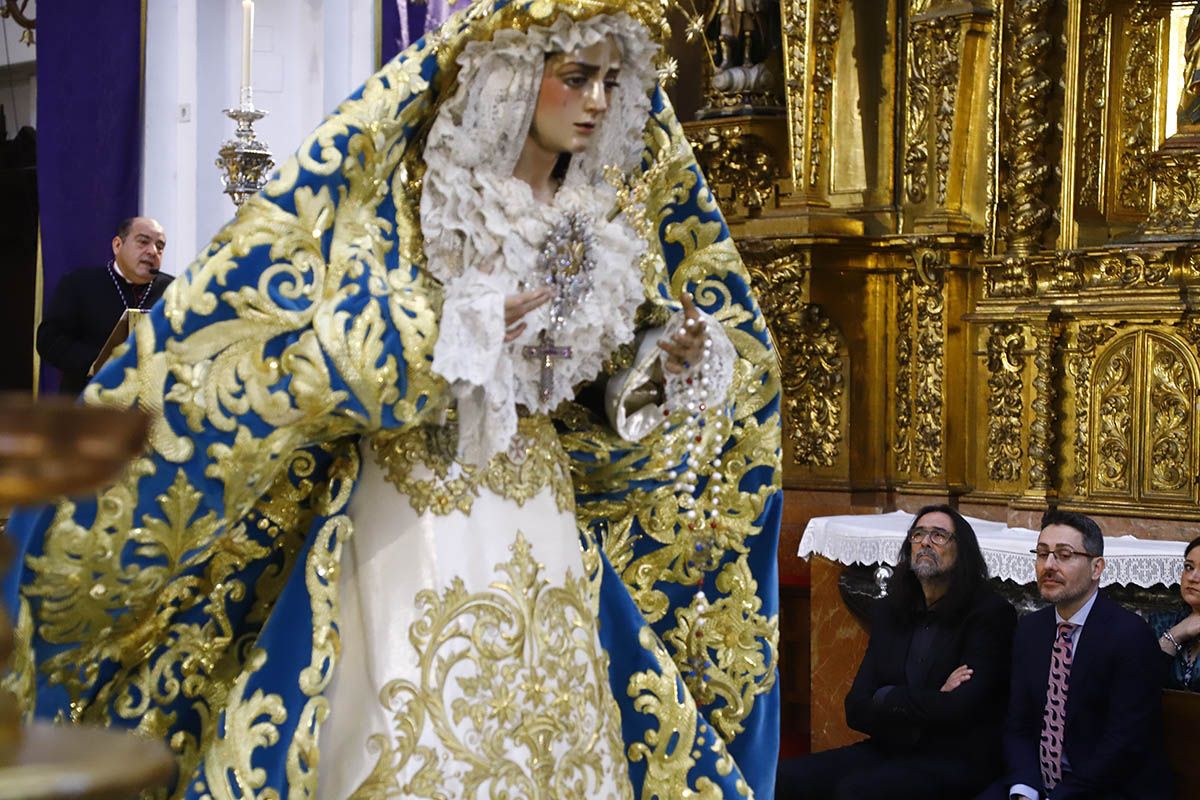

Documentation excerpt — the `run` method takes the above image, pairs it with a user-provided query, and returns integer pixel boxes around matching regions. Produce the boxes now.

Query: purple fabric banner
[36,1,143,393]
[381,0,452,63]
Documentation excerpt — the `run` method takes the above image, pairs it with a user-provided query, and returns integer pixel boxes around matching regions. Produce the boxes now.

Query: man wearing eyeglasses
[780,505,1016,799]
[36,216,172,395]
[982,510,1172,800]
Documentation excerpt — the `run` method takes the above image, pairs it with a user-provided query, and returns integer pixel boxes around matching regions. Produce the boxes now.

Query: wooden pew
[1163,689,1200,799]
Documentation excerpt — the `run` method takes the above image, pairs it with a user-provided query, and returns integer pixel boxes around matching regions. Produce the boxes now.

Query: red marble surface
[808,555,868,752]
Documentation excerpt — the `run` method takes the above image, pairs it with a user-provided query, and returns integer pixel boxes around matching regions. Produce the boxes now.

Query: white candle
[241,0,254,94]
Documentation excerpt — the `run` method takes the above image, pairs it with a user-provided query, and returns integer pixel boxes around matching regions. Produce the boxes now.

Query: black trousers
[776,740,988,800]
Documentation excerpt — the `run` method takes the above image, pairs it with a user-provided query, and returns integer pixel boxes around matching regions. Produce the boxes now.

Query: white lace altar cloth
[799,511,1187,588]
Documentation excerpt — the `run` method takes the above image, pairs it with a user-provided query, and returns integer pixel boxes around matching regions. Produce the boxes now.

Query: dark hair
[1040,509,1104,556]
[1185,536,1200,559]
[886,504,989,622]
[116,217,138,239]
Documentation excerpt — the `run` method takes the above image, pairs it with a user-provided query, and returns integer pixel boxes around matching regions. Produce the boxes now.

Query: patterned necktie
[1039,621,1078,791]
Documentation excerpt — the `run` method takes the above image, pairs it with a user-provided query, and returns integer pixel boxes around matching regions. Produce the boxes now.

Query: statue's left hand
[658,293,707,374]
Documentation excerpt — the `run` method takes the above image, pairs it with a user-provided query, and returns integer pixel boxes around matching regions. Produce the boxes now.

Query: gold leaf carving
[1078,1,1111,210]
[894,268,915,474]
[1093,336,1135,494]
[746,254,845,467]
[809,0,843,189]
[984,255,1036,298]
[986,323,1025,483]
[1091,250,1172,288]
[894,242,947,480]
[689,126,778,211]
[1146,336,1194,496]
[1069,323,1119,495]
[782,0,809,185]
[905,11,961,206]
[1144,145,1200,236]
[1117,1,1159,213]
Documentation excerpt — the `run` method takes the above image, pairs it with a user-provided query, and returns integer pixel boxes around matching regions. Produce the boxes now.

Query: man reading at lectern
[36,216,172,394]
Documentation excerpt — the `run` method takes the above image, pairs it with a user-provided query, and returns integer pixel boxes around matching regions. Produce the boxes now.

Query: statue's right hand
[504,287,554,342]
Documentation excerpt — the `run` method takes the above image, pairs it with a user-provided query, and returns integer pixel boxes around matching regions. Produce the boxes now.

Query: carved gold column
[903,1,995,233]
[984,322,1025,485]
[1004,0,1056,255]
[1024,319,1061,500]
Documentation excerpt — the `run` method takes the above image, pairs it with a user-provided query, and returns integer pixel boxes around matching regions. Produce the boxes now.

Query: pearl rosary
[662,314,728,690]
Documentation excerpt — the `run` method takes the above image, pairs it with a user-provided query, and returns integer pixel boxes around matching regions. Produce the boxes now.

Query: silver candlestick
[216,87,274,208]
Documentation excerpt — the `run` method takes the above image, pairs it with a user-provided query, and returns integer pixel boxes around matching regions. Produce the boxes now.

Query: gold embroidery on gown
[368,415,576,516]
[347,532,632,800]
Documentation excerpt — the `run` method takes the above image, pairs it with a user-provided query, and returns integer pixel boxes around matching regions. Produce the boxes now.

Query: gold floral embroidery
[369,415,575,516]
[626,627,749,800]
[285,513,349,800]
[663,555,779,742]
[348,532,631,800]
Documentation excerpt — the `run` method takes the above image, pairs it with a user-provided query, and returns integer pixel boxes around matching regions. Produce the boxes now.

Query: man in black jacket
[978,510,1173,800]
[779,505,1017,800]
[37,217,172,394]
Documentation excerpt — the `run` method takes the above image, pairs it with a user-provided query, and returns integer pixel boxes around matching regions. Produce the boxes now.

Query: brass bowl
[0,395,148,509]
[0,723,175,799]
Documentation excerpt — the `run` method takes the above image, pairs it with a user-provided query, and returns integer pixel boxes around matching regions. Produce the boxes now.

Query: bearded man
[779,504,1017,800]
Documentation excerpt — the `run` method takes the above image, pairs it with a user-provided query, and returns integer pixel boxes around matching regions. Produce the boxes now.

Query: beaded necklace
[107,260,153,310]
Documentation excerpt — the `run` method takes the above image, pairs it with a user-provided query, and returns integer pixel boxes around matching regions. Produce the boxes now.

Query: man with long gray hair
[780,505,1017,799]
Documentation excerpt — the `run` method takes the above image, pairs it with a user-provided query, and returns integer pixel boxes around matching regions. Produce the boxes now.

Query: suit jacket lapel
[1066,592,1108,707]
[1031,607,1056,699]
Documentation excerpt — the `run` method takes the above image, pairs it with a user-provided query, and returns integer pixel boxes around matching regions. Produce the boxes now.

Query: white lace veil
[420,12,659,282]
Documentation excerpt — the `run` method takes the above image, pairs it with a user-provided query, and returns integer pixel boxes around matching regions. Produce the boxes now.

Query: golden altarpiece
[671,0,1200,751]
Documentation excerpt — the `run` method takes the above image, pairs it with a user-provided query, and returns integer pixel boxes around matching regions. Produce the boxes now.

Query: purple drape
[381,0,451,64]
[36,1,143,393]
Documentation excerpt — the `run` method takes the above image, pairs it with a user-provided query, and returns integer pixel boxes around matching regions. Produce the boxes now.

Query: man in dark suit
[981,510,1173,800]
[779,505,1017,799]
[37,216,172,394]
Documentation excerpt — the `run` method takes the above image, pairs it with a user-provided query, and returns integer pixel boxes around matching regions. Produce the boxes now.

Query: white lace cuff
[430,270,517,466]
[604,310,736,442]
[605,328,666,442]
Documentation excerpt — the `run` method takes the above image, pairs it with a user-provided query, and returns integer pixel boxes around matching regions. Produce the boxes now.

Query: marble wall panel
[809,555,869,752]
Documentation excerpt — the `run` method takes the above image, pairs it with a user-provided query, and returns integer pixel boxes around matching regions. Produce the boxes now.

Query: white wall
[142,0,374,274]
[0,0,37,132]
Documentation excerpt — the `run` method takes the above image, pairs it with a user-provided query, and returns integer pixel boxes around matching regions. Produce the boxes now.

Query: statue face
[530,37,622,156]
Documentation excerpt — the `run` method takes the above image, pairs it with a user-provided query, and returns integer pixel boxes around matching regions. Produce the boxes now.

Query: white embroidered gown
[315,14,735,799]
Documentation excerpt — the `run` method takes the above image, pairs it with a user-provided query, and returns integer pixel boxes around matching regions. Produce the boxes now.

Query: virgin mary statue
[3,1,783,797]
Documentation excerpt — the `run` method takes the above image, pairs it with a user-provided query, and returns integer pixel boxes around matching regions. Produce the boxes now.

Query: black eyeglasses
[1030,546,1100,563]
[909,527,955,547]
